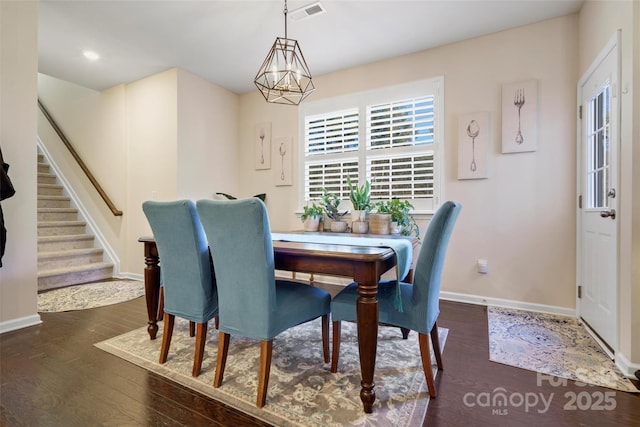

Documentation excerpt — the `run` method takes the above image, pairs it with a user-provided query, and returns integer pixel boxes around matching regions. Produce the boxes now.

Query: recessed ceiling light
[83,50,100,61]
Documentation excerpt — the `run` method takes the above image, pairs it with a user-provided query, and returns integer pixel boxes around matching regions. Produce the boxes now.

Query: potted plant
[346,176,371,225]
[320,189,348,232]
[301,203,323,231]
[375,199,420,238]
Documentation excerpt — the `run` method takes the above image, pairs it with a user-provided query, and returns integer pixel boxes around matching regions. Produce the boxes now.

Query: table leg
[143,242,161,340]
[356,279,379,413]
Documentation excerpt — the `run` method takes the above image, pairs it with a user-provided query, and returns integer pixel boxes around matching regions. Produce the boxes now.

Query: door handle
[600,209,616,219]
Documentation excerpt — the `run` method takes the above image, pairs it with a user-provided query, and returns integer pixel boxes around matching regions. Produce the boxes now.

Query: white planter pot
[303,217,320,232]
[351,210,367,222]
[330,221,348,233]
[390,221,402,235]
[352,221,369,234]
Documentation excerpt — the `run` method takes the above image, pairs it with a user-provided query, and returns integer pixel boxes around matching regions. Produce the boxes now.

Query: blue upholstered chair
[142,200,218,377]
[330,201,462,398]
[196,198,331,408]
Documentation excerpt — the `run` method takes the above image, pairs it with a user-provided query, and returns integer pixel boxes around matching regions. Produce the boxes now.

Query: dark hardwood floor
[1,298,638,426]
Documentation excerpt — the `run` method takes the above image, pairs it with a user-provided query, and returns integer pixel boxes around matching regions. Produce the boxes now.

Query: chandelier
[254,0,315,105]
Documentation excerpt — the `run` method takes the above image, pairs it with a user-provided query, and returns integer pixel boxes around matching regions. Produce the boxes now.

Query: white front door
[577,33,619,351]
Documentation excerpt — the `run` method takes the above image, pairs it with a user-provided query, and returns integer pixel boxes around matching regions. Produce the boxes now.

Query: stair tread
[38,208,77,212]
[37,152,114,290]
[38,262,113,277]
[38,220,86,226]
[38,234,94,242]
[38,247,103,259]
[38,195,70,200]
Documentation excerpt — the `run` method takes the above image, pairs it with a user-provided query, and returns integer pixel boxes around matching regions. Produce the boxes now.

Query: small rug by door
[96,318,447,427]
[488,306,638,393]
[38,280,146,312]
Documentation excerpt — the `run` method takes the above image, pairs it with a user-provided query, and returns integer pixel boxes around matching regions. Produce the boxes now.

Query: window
[585,84,610,209]
[299,78,443,212]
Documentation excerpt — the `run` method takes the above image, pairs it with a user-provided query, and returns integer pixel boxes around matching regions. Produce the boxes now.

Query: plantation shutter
[304,109,359,201]
[366,96,436,201]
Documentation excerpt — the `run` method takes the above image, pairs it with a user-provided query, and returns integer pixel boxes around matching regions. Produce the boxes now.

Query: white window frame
[298,77,444,214]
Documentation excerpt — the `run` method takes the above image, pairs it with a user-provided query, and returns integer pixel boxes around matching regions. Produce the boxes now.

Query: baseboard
[615,351,640,379]
[118,272,143,281]
[0,314,42,334]
[440,290,576,317]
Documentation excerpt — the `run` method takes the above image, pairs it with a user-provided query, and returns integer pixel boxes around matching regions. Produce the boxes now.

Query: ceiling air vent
[289,2,326,21]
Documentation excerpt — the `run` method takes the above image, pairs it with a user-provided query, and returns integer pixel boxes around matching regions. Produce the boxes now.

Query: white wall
[239,15,579,311]
[0,0,40,332]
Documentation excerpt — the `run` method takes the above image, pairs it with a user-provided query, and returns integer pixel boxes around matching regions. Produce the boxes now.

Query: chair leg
[400,327,410,339]
[257,340,273,408]
[157,287,165,321]
[214,332,230,388]
[418,333,437,398]
[214,316,219,330]
[189,321,195,337]
[321,314,329,363]
[159,313,175,364]
[430,321,443,370]
[330,321,341,373]
[192,322,207,377]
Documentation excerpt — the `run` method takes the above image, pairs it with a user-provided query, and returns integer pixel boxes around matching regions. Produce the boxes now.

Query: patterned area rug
[96,318,448,427]
[38,280,146,312]
[488,307,638,393]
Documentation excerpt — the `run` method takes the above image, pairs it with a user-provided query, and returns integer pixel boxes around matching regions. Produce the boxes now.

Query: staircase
[37,152,113,291]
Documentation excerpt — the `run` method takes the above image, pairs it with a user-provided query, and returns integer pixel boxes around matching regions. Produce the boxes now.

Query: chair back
[142,200,218,323]
[411,201,462,329]
[196,198,277,339]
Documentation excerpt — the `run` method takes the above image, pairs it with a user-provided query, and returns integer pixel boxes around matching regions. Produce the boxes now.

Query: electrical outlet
[477,259,488,274]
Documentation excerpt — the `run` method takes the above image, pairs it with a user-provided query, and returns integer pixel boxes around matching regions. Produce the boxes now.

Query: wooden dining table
[138,234,413,414]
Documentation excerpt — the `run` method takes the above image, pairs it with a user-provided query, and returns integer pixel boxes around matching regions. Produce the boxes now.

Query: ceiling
[38,0,584,95]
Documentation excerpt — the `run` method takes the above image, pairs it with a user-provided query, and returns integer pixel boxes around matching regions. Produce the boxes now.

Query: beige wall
[38,75,127,268]
[176,69,240,201]
[124,69,179,274]
[578,0,639,368]
[38,68,240,277]
[0,0,40,331]
[240,15,579,311]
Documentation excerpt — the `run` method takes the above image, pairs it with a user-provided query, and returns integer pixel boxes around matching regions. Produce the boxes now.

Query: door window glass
[586,85,610,209]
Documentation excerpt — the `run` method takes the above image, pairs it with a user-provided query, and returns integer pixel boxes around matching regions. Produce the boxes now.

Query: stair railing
[38,99,123,216]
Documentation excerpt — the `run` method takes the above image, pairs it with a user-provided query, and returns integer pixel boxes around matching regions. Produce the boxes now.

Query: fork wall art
[255,122,272,170]
[458,112,490,179]
[501,80,538,153]
[274,136,293,186]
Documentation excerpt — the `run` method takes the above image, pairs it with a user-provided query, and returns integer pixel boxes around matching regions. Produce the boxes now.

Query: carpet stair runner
[37,151,113,291]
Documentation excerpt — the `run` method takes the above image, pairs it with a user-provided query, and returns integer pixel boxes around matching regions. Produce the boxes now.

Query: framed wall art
[273,137,293,186]
[501,79,538,153]
[458,112,490,180]
[255,122,271,170]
